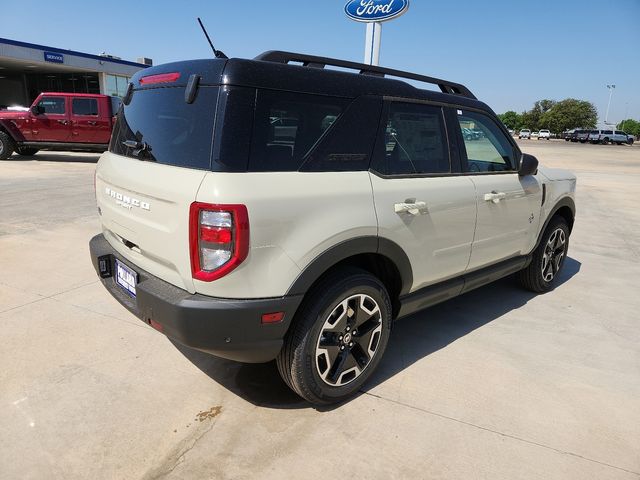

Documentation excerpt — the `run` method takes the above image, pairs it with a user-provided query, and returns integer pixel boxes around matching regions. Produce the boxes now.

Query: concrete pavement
[0,144,639,479]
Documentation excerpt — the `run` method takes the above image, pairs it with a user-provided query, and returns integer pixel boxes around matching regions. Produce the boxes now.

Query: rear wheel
[518,216,570,293]
[16,147,39,156]
[0,131,15,160]
[277,268,392,405]
[628,138,634,145]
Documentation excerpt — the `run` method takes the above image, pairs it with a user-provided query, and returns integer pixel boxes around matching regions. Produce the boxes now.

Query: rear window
[72,98,98,116]
[109,86,219,170]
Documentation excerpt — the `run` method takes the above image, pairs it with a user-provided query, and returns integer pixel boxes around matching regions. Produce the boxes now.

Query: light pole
[605,84,616,125]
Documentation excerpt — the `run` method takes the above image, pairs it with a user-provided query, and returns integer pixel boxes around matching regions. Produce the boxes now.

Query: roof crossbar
[254,50,476,99]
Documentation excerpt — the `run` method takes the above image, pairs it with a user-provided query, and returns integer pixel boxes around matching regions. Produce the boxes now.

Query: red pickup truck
[0,92,120,159]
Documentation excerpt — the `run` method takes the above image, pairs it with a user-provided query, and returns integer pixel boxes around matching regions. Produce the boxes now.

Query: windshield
[109,86,219,170]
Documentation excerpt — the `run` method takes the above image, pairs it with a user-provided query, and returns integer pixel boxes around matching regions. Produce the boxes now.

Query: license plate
[115,259,137,297]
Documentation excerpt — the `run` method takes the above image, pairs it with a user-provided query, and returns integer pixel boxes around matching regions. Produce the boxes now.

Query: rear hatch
[95,60,225,293]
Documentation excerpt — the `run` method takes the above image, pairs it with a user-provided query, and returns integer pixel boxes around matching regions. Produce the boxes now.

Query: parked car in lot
[538,129,551,140]
[564,129,577,141]
[575,129,590,143]
[519,128,531,139]
[602,130,634,145]
[588,130,606,143]
[89,51,577,404]
[0,92,120,159]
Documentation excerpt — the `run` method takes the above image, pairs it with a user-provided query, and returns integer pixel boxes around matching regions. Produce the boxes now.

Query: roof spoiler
[254,50,476,99]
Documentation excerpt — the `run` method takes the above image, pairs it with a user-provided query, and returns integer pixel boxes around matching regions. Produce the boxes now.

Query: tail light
[189,202,249,282]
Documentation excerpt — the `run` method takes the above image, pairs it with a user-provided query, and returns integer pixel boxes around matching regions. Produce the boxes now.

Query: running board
[397,255,530,319]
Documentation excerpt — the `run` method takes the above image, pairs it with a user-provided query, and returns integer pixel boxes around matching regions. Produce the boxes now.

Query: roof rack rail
[254,50,476,100]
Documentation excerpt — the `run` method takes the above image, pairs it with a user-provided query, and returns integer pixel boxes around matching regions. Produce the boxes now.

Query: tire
[0,131,15,160]
[518,216,570,293]
[16,147,39,156]
[277,267,392,405]
[628,138,634,145]
[601,137,609,145]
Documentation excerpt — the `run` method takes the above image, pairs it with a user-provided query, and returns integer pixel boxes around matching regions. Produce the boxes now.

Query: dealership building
[0,37,151,108]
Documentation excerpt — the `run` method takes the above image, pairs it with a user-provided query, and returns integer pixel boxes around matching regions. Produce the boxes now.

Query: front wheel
[277,268,392,405]
[0,131,15,160]
[518,216,570,293]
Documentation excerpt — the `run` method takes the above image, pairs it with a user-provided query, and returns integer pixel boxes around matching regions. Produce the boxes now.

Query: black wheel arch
[286,236,413,318]
[0,120,24,143]
[534,196,575,251]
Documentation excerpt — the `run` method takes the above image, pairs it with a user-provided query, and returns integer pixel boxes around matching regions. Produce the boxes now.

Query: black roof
[130,51,491,113]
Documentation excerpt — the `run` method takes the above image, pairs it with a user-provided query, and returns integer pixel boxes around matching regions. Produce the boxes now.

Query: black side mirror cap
[30,105,42,115]
[519,153,539,176]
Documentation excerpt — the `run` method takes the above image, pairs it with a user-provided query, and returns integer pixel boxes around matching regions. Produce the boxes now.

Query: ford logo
[344,0,409,22]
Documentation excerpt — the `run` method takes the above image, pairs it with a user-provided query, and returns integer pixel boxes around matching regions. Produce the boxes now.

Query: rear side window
[301,96,382,172]
[372,102,450,175]
[72,98,98,116]
[250,90,348,171]
[109,86,219,170]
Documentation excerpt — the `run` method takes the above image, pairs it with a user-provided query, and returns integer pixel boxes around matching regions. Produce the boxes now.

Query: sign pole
[364,22,382,66]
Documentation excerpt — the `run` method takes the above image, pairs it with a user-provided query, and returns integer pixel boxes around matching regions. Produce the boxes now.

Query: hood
[0,110,28,120]
[538,165,576,182]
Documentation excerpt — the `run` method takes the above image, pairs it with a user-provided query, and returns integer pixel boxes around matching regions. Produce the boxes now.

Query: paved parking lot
[1,142,639,479]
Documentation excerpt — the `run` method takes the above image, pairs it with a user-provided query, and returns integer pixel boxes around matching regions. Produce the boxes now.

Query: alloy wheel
[541,228,566,282]
[315,294,383,387]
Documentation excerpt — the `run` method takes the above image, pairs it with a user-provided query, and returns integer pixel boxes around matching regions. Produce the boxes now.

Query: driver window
[37,97,66,115]
[457,111,516,172]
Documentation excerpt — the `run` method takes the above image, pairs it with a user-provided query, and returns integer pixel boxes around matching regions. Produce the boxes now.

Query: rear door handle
[87,121,97,126]
[484,191,507,203]
[56,120,69,125]
[394,201,427,215]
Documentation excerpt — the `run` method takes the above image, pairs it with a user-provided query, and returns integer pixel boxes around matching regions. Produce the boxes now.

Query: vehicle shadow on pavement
[8,153,100,163]
[174,257,581,411]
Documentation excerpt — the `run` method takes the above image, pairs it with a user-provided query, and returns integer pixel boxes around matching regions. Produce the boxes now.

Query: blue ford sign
[43,51,64,64]
[344,0,409,22]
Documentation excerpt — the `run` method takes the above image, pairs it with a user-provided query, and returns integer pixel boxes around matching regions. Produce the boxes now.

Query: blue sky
[4,0,639,124]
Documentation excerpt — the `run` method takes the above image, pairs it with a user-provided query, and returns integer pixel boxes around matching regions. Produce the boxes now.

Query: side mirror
[30,105,42,115]
[518,153,538,176]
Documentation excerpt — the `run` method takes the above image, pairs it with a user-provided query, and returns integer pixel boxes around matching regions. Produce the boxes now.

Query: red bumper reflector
[139,72,181,85]
[261,312,285,324]
[149,319,164,332]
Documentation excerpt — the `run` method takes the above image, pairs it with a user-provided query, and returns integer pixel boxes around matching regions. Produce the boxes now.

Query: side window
[250,90,348,172]
[37,97,65,115]
[72,98,98,116]
[456,110,516,172]
[372,102,450,175]
[302,96,382,172]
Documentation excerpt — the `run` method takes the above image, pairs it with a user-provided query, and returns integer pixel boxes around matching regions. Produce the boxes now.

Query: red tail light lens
[189,202,249,282]
[139,72,181,85]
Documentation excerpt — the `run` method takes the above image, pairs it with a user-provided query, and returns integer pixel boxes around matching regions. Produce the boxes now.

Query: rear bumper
[89,234,303,363]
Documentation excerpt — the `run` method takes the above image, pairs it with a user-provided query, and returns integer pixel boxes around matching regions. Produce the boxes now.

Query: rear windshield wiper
[122,139,152,158]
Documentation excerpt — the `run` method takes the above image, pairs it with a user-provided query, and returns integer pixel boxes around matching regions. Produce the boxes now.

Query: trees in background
[617,119,640,137]
[499,98,598,133]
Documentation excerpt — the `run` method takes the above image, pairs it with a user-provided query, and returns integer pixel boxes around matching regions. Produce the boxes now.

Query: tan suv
[90,51,577,404]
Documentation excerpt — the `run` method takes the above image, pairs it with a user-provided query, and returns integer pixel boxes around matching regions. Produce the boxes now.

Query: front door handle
[484,191,506,204]
[56,119,69,125]
[394,201,427,215]
[87,121,97,126]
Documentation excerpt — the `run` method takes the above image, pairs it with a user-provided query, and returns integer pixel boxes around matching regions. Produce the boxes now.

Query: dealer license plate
[115,259,137,297]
